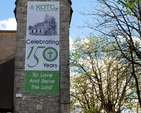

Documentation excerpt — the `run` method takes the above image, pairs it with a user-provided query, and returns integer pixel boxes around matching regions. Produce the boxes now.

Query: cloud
[0,18,17,30]
[69,37,73,50]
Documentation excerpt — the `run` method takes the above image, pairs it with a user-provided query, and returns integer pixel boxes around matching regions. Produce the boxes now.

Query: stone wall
[14,0,71,113]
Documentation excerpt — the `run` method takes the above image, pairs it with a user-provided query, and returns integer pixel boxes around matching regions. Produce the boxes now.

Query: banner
[24,1,59,93]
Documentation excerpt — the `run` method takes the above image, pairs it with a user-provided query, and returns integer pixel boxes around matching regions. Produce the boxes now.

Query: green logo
[26,46,58,68]
[43,47,58,62]
[36,4,57,11]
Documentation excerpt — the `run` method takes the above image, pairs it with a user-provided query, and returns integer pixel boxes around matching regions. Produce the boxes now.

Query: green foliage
[117,0,141,18]
[75,0,141,112]
[70,36,134,113]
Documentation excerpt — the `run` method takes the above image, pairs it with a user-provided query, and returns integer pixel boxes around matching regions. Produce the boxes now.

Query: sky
[0,0,92,41]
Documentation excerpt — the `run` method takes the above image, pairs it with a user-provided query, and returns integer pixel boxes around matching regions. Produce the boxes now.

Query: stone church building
[0,0,72,113]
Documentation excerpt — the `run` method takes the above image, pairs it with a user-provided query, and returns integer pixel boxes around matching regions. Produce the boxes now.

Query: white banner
[25,1,59,71]
[24,1,60,93]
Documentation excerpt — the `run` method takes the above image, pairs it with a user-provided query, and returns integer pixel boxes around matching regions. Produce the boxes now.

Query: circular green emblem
[43,47,58,62]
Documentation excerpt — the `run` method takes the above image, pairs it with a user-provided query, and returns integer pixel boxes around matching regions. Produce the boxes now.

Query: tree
[70,36,133,113]
[117,0,141,20]
[81,0,141,107]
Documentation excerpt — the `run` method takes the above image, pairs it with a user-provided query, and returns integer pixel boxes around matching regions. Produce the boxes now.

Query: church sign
[24,1,59,93]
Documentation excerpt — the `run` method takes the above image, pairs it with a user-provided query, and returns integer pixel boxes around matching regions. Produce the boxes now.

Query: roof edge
[0,30,16,33]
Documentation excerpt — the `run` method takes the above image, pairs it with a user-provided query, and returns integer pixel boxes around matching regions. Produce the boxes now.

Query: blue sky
[0,0,92,40]
[0,1,15,20]
[70,0,93,39]
[0,0,16,30]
